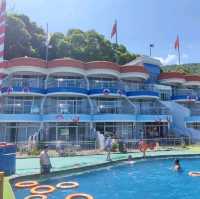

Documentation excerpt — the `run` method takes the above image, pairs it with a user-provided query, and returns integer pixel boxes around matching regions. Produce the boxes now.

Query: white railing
[13,137,191,156]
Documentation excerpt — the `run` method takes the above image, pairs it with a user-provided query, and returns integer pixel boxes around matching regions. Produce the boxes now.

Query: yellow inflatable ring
[24,195,47,199]
[15,181,39,188]
[56,182,79,189]
[65,193,94,199]
[30,185,55,195]
[188,171,200,177]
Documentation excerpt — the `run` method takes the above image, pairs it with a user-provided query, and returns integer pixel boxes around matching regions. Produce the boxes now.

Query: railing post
[0,172,4,199]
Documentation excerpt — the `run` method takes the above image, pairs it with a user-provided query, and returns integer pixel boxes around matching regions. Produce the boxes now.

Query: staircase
[161,101,200,141]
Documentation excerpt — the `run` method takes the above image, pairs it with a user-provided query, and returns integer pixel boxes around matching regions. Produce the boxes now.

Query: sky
[6,0,200,65]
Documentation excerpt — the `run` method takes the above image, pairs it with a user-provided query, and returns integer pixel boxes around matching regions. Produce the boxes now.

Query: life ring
[30,185,55,195]
[24,195,47,199]
[188,171,200,177]
[56,181,79,189]
[15,181,39,188]
[65,193,94,199]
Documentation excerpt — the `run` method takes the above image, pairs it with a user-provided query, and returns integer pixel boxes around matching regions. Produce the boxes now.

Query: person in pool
[174,159,181,171]
[128,155,134,164]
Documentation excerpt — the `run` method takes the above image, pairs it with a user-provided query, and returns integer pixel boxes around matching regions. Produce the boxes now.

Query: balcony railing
[134,102,170,115]
[47,78,86,89]
[44,100,90,114]
[173,89,196,96]
[2,77,45,88]
[0,104,41,114]
[89,79,120,90]
[124,82,155,92]
[92,100,135,114]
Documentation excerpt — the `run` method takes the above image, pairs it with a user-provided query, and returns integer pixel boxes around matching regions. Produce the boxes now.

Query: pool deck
[7,146,200,199]
[15,147,200,175]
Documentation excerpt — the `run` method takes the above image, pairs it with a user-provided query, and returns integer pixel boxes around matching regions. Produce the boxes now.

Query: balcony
[0,97,41,122]
[0,97,41,114]
[43,97,90,114]
[1,76,45,95]
[134,101,170,115]
[46,77,88,96]
[125,82,159,99]
[92,99,135,114]
[92,98,136,122]
[43,97,91,122]
[171,89,198,102]
[89,78,125,96]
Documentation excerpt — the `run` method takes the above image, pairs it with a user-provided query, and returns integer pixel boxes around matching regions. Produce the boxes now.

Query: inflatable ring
[24,195,47,199]
[56,181,79,189]
[188,171,200,177]
[30,185,55,195]
[65,193,94,199]
[15,181,39,188]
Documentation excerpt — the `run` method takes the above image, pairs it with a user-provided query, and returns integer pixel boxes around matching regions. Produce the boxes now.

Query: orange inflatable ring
[56,181,79,189]
[30,185,55,195]
[188,171,200,177]
[24,195,47,199]
[15,181,39,188]
[65,193,94,199]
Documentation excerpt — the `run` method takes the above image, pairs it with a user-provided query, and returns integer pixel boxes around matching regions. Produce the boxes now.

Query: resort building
[0,55,199,144]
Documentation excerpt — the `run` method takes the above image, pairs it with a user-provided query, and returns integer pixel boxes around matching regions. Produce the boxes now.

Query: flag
[0,0,6,62]
[175,35,180,50]
[111,20,117,38]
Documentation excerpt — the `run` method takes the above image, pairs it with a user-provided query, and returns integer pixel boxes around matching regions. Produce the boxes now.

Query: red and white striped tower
[0,0,6,62]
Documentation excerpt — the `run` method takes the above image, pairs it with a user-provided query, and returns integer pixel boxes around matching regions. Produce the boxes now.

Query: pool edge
[11,153,200,199]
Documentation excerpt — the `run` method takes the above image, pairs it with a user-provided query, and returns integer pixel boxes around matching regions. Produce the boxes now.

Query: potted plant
[112,143,119,152]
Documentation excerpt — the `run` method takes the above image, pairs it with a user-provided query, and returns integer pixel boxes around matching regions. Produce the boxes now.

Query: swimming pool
[14,157,200,199]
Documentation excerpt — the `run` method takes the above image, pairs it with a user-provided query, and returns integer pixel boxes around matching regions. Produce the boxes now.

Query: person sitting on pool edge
[40,145,52,175]
[174,159,181,171]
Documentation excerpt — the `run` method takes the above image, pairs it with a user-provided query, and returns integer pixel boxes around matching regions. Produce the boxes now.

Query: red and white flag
[0,0,6,62]
[111,20,117,38]
[174,35,180,50]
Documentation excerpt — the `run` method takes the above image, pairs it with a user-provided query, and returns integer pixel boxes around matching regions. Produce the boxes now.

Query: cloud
[154,53,189,66]
[154,54,177,66]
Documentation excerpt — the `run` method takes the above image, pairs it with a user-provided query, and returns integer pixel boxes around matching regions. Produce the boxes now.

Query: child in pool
[174,159,181,171]
[128,155,134,164]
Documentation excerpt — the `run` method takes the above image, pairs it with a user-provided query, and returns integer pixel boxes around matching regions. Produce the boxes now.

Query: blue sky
[6,0,200,65]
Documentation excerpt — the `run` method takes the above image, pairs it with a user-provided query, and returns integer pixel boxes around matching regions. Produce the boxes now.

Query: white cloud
[154,53,189,66]
[154,54,177,66]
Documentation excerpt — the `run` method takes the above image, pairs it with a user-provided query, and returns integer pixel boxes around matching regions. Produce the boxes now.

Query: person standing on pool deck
[105,135,112,161]
[40,145,52,175]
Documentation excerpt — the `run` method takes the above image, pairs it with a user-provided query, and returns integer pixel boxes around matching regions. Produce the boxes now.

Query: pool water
[14,157,200,199]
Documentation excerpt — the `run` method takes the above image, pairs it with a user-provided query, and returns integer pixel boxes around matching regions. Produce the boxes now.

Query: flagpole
[178,46,181,65]
[149,46,152,56]
[115,20,118,63]
[115,20,118,45]
[45,23,49,64]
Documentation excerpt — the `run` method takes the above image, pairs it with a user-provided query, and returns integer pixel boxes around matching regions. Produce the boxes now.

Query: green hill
[163,63,200,74]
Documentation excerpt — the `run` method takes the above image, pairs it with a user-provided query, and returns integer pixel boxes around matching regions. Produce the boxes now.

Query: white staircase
[161,101,200,141]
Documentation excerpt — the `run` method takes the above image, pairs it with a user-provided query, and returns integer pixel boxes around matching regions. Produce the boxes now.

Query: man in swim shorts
[40,145,52,175]
[105,135,112,161]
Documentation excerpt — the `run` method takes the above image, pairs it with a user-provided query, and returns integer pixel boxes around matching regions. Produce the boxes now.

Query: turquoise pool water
[14,157,200,199]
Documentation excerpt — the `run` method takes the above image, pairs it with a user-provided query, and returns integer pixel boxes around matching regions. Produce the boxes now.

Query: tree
[4,14,137,64]
[4,15,33,59]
